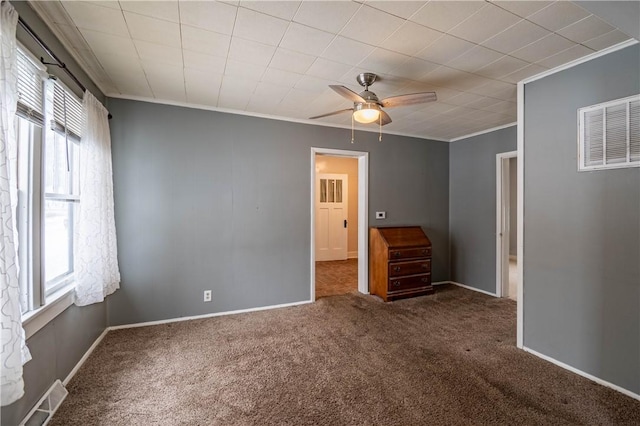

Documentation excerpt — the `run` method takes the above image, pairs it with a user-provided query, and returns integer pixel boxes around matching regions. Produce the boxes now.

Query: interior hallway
[508,257,517,301]
[315,259,358,299]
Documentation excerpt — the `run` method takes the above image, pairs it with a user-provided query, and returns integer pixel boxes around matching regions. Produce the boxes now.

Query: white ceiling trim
[521,39,638,84]
[107,93,451,143]
[449,122,517,142]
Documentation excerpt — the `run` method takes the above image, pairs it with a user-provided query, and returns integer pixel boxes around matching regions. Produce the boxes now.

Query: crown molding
[449,122,517,142]
[106,93,452,143]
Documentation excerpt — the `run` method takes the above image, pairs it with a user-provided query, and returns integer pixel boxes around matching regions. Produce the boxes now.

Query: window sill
[22,285,75,340]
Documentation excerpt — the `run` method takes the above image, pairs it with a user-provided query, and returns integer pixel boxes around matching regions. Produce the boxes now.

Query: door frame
[310,148,369,302]
[495,150,518,298]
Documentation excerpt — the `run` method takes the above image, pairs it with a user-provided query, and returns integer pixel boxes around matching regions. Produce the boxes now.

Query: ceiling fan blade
[329,85,366,103]
[380,109,392,126]
[309,108,353,120]
[380,92,437,108]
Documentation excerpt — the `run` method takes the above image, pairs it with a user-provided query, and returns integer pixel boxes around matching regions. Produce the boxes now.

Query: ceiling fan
[309,73,437,126]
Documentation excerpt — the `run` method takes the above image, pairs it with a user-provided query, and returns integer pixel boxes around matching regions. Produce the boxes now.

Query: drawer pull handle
[393,281,400,287]
[393,266,401,272]
[393,251,401,257]
[421,264,428,270]
[421,277,429,283]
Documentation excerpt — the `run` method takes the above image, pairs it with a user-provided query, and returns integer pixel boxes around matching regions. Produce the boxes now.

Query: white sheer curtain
[73,92,120,306]
[1,0,31,406]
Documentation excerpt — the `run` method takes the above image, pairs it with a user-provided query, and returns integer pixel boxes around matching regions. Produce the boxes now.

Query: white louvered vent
[20,380,68,426]
[579,95,640,171]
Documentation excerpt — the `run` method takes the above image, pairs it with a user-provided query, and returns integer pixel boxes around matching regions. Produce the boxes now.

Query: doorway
[311,148,368,302]
[316,173,349,262]
[496,151,518,300]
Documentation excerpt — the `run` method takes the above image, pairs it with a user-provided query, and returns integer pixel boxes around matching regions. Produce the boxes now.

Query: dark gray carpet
[51,285,640,425]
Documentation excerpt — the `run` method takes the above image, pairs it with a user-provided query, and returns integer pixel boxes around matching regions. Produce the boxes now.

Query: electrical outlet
[203,290,212,302]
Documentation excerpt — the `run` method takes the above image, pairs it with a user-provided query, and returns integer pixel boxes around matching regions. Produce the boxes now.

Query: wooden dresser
[369,226,433,301]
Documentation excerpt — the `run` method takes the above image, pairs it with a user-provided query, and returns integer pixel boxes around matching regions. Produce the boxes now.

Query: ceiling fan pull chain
[351,114,355,144]
[379,114,382,142]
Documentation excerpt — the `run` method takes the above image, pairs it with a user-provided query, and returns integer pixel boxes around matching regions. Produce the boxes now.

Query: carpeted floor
[315,259,358,299]
[51,285,640,425]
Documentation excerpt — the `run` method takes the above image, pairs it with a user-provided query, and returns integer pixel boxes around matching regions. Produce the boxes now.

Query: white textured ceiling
[29,0,634,141]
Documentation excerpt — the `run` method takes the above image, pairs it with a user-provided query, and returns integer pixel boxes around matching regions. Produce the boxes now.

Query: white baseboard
[347,251,358,259]
[522,346,640,401]
[436,280,499,297]
[63,328,109,386]
[109,299,313,330]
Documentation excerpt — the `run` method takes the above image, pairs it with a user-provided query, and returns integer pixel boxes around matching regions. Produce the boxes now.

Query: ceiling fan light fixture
[353,103,381,123]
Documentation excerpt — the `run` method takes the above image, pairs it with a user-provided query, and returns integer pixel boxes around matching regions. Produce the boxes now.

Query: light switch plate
[376,211,386,219]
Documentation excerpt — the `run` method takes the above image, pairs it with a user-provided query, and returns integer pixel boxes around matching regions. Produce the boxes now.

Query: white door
[316,173,348,261]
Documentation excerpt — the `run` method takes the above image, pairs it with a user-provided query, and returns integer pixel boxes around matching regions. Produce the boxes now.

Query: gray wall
[449,126,517,294]
[524,45,639,394]
[106,99,450,326]
[0,303,106,425]
[509,157,517,256]
[0,4,108,424]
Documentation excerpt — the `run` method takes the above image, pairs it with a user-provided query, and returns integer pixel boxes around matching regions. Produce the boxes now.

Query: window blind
[16,49,45,123]
[52,82,83,140]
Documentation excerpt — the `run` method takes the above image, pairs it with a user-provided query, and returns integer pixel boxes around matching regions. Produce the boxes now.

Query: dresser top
[371,226,431,248]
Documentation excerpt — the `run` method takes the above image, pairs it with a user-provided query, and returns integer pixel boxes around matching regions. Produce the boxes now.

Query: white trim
[449,122,517,142]
[310,148,369,301]
[516,82,525,350]
[495,151,518,299]
[22,285,74,339]
[522,346,640,401]
[451,281,499,297]
[347,251,358,259]
[63,328,109,386]
[109,300,313,330]
[435,281,499,297]
[107,94,450,143]
[521,40,638,85]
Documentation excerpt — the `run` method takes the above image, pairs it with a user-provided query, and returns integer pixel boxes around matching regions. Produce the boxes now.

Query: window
[578,95,640,171]
[43,129,79,294]
[14,46,83,315]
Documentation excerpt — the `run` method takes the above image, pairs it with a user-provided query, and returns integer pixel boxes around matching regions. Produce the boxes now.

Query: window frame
[15,44,84,336]
[43,127,81,296]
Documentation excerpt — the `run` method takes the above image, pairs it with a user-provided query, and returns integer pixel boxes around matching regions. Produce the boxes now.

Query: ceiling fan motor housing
[356,72,377,88]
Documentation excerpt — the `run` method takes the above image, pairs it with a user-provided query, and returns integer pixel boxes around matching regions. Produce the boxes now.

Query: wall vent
[20,380,68,426]
[578,95,640,171]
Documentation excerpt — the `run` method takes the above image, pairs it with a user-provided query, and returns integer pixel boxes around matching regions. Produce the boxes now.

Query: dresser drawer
[388,247,431,260]
[388,274,431,292]
[388,259,431,277]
